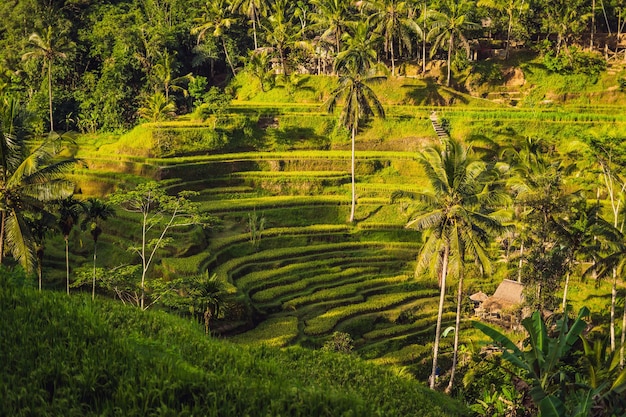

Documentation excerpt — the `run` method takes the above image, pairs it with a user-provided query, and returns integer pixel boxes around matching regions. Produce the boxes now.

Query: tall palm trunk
[422,3,427,75]
[517,240,524,282]
[562,270,571,311]
[0,211,5,266]
[222,38,236,77]
[92,240,98,300]
[65,237,70,295]
[446,32,454,86]
[430,242,449,389]
[390,37,396,77]
[611,269,617,351]
[349,122,357,223]
[252,11,258,50]
[47,60,54,132]
[621,300,626,367]
[37,247,44,291]
[505,9,513,59]
[141,211,148,310]
[446,265,463,393]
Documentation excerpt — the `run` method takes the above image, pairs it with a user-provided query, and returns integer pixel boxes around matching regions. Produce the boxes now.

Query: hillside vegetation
[0,271,468,416]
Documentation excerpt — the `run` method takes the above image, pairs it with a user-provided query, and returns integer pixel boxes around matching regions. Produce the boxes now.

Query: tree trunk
[517,240,524,282]
[222,37,236,77]
[591,0,596,49]
[430,243,449,389]
[0,211,5,267]
[390,37,396,77]
[252,13,258,50]
[562,270,570,311]
[349,123,357,223]
[422,3,427,75]
[141,212,147,310]
[505,9,513,59]
[48,59,54,132]
[92,241,97,300]
[65,237,70,295]
[621,297,626,367]
[446,265,463,393]
[446,32,453,87]
[611,269,617,351]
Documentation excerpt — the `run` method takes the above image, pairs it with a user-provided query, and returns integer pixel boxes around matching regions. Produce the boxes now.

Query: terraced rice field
[71,102,626,377]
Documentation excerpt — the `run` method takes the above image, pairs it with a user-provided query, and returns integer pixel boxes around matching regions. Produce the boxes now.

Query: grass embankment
[0,274,468,416]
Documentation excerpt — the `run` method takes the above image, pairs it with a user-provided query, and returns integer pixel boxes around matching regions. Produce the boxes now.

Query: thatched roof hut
[469,291,489,303]
[474,279,524,321]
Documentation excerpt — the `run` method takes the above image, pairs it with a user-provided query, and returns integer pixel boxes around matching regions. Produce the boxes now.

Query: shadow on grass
[265,126,330,150]
[402,77,469,106]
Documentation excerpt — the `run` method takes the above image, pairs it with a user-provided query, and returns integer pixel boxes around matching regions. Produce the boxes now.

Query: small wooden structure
[472,279,524,327]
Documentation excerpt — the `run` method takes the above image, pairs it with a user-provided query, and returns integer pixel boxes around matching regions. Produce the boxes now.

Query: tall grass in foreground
[0,270,468,416]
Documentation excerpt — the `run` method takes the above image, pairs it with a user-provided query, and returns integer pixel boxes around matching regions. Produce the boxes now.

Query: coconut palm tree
[310,0,352,58]
[192,0,238,77]
[21,26,73,132]
[139,91,177,123]
[335,21,381,73]
[191,273,229,335]
[324,63,385,223]
[0,136,76,273]
[231,0,269,50]
[476,0,530,59]
[262,0,298,76]
[364,0,419,76]
[399,138,506,390]
[81,198,114,300]
[26,212,56,291]
[427,0,478,86]
[57,197,84,296]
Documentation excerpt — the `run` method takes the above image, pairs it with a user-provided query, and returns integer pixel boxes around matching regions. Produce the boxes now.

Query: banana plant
[474,307,590,417]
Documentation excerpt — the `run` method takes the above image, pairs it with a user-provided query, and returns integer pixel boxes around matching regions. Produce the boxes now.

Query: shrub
[321,332,355,354]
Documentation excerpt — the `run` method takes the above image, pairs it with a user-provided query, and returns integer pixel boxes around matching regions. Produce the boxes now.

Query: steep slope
[0,271,469,416]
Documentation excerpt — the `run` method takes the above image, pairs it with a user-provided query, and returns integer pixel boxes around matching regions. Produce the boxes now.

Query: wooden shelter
[472,279,524,326]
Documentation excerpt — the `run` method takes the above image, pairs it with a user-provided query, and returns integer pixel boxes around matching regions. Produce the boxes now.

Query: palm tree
[335,21,381,73]
[191,273,229,335]
[151,49,191,101]
[245,49,274,91]
[138,91,176,123]
[81,198,114,300]
[364,0,419,76]
[26,212,56,291]
[262,0,298,76]
[324,63,386,223]
[310,0,352,58]
[231,0,269,50]
[21,26,73,132]
[57,197,83,296]
[400,138,506,390]
[428,0,477,86]
[0,136,76,273]
[192,0,238,77]
[476,0,529,59]
[553,200,618,311]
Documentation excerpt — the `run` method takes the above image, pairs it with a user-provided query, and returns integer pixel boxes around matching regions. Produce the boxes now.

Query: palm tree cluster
[1,0,618,131]
[0,95,114,296]
[402,135,626,395]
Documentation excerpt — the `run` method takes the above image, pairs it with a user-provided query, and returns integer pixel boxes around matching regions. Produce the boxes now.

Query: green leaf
[538,395,565,417]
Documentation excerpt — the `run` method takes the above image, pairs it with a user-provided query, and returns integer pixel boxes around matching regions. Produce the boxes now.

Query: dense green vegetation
[5,0,626,415]
[0,271,468,416]
[1,0,625,132]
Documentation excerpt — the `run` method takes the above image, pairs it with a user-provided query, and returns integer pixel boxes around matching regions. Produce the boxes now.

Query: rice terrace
[4,0,626,415]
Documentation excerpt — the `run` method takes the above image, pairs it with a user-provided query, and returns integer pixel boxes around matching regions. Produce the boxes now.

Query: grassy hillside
[0,271,468,416]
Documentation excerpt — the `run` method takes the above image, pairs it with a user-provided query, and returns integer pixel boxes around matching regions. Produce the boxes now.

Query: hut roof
[492,279,524,305]
[470,291,489,302]
[481,279,524,313]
